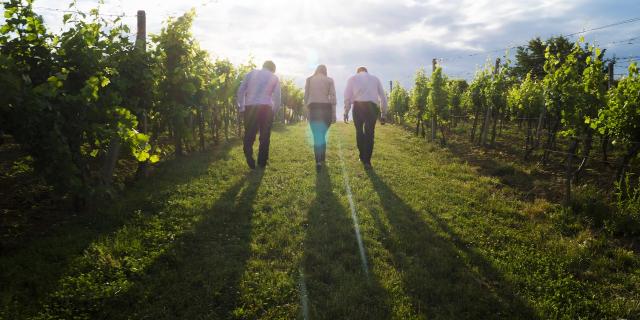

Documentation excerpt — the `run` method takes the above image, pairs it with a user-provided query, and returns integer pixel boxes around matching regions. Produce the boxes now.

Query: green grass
[1,123,639,319]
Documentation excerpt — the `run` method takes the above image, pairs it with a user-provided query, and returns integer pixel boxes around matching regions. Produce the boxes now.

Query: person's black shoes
[359,157,372,169]
[247,159,267,170]
[247,159,256,169]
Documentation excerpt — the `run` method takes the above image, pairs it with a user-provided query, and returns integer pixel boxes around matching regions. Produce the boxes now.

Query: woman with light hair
[304,64,337,170]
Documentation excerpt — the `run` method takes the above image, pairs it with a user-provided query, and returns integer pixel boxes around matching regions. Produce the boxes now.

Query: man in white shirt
[344,66,388,168]
[237,61,281,169]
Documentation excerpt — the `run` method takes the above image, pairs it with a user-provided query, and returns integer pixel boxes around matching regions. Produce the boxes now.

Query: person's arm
[236,72,250,113]
[304,77,310,106]
[344,76,353,117]
[273,77,282,115]
[303,78,310,119]
[329,78,337,122]
[377,77,388,118]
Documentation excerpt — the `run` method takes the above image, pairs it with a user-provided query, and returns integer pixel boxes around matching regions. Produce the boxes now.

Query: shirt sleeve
[272,76,282,114]
[329,78,337,122]
[377,77,388,116]
[329,78,337,106]
[344,76,353,115]
[236,72,250,112]
[304,77,310,106]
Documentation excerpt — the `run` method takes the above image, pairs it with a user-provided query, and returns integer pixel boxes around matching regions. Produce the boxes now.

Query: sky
[23,0,640,116]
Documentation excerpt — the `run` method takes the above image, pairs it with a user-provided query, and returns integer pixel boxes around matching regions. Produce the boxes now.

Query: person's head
[356,66,368,73]
[263,60,276,73]
[314,64,327,76]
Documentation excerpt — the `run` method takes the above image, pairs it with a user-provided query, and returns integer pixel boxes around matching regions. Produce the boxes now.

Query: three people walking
[237,61,386,170]
[304,65,337,170]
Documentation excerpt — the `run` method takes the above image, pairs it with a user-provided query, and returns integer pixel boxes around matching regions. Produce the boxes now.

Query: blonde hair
[314,64,328,76]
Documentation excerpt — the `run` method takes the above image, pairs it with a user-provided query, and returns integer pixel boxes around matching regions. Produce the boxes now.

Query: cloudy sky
[28,0,640,116]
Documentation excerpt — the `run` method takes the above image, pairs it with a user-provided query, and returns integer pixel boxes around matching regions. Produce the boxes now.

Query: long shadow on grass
[0,141,239,318]
[365,169,538,319]
[446,139,547,201]
[103,169,264,319]
[302,168,391,319]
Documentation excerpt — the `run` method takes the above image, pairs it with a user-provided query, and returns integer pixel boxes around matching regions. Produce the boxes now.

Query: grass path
[1,123,638,319]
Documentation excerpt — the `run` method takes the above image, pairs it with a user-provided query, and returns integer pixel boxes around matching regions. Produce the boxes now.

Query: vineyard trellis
[0,0,304,209]
[388,36,639,205]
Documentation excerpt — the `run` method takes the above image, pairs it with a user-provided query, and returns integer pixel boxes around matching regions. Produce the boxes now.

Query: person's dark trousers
[352,101,379,164]
[243,105,274,168]
[308,103,332,163]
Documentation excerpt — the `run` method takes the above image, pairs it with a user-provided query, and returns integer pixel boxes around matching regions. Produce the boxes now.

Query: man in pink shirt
[344,67,388,169]
[237,61,281,169]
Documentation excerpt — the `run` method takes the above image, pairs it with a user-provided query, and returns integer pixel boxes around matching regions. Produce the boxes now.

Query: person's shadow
[365,168,538,319]
[0,142,241,319]
[98,169,266,319]
[302,168,391,319]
